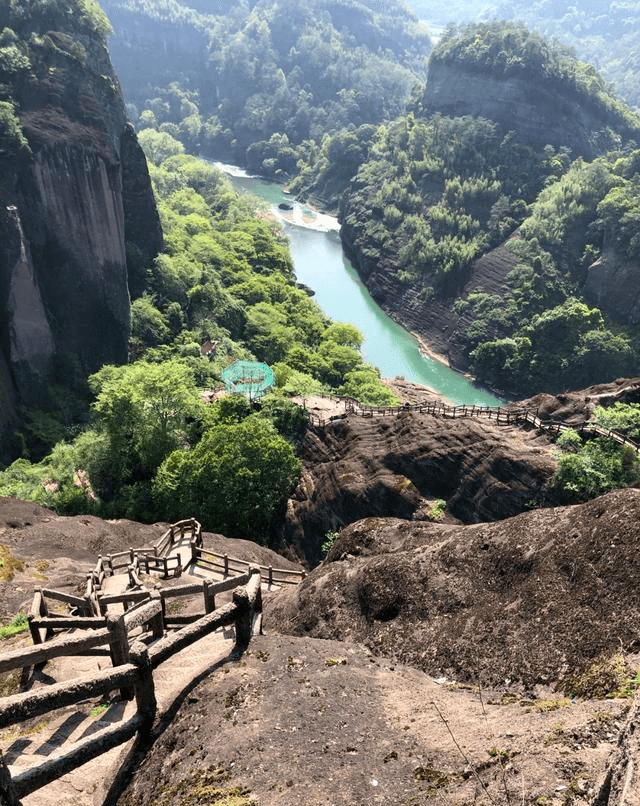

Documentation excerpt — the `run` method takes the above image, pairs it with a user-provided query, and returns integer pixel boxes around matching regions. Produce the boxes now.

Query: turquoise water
[225,170,502,406]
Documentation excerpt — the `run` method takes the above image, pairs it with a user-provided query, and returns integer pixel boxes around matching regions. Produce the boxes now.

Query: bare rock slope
[280,406,560,566]
[269,488,640,689]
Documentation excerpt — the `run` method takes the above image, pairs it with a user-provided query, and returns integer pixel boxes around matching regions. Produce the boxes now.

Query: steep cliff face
[420,59,630,159]
[0,6,162,459]
[100,4,210,109]
[583,248,640,327]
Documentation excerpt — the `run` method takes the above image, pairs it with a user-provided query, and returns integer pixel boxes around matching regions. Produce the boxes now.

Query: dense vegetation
[488,0,640,110]
[102,0,431,184]
[407,1,640,111]
[465,152,640,393]
[554,403,640,501]
[0,135,396,536]
[335,110,639,394]
[321,22,640,396]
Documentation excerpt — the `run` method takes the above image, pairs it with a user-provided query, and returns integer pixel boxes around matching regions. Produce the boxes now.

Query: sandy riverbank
[412,331,451,368]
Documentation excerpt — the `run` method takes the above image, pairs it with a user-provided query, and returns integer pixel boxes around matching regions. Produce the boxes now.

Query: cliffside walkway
[0,519,305,806]
[305,395,640,454]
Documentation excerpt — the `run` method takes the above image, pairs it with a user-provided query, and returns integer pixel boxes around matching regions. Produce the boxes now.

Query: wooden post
[249,567,263,636]
[129,642,156,734]
[153,584,166,628]
[149,591,164,640]
[28,590,43,645]
[232,588,251,652]
[0,749,20,806]
[107,615,132,700]
[203,581,216,614]
[223,554,229,578]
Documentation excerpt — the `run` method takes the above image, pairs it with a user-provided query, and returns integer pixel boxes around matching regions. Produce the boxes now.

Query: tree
[88,360,205,496]
[153,416,302,540]
[554,437,640,501]
[138,128,185,165]
[594,403,640,440]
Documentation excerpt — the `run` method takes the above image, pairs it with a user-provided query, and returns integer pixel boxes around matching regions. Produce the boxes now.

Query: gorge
[224,168,503,406]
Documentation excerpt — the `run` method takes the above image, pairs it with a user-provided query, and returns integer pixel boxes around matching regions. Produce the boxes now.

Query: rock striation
[0,6,162,459]
[278,407,560,567]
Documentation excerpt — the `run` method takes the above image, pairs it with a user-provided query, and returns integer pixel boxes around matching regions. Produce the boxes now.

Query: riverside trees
[0,135,395,533]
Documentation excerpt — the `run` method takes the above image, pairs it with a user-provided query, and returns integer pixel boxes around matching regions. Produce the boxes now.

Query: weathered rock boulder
[268,487,640,688]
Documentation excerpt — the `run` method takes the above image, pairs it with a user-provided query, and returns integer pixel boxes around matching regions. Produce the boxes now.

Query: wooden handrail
[0,570,263,802]
[307,397,640,455]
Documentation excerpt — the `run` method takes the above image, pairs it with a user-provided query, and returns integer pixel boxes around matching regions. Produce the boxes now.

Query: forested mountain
[489,0,640,110]
[3,0,640,525]
[409,1,640,111]
[101,0,432,180]
[334,23,640,396]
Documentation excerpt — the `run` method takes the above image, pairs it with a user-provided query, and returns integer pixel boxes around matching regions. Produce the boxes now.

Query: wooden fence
[0,569,263,805]
[26,516,304,653]
[308,398,640,454]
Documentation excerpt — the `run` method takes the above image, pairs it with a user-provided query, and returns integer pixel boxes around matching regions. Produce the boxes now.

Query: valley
[1,2,640,803]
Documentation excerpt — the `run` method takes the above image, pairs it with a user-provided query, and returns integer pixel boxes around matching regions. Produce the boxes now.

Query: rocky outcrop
[0,10,162,458]
[269,487,640,687]
[583,248,640,327]
[101,3,210,110]
[278,407,560,567]
[420,58,638,159]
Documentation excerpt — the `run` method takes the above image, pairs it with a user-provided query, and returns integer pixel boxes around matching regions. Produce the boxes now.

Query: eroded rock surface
[279,407,559,566]
[113,632,629,806]
[269,488,640,688]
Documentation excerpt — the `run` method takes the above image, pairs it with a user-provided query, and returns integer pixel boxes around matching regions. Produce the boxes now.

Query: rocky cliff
[420,58,634,159]
[583,247,640,327]
[279,400,561,567]
[0,4,162,460]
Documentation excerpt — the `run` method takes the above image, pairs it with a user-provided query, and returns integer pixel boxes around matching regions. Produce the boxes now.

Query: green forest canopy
[102,0,432,179]
[0,137,396,535]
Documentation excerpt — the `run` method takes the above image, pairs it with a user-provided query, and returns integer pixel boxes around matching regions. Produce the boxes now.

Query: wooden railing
[308,398,640,454]
[27,517,304,650]
[0,569,263,805]
[191,545,305,586]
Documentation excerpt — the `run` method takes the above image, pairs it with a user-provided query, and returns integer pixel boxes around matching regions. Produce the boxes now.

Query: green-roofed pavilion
[221,360,275,400]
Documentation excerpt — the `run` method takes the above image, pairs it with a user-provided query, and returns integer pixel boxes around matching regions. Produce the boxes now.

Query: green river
[222,166,502,406]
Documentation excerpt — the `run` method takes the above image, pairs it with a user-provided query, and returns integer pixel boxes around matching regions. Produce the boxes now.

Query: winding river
[222,166,502,406]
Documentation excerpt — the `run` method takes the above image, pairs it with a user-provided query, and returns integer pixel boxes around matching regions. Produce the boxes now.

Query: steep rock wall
[0,15,162,459]
[583,248,640,327]
[421,59,633,158]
